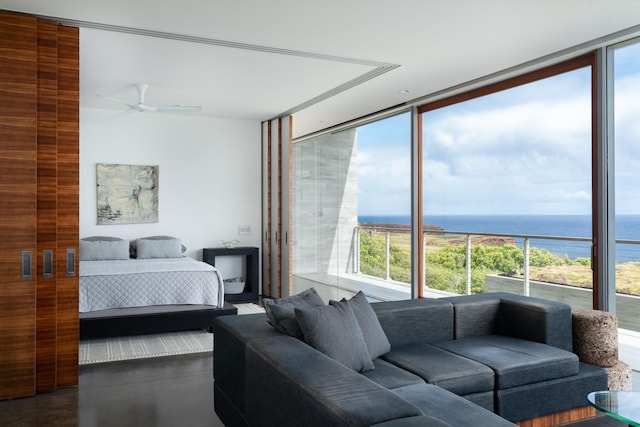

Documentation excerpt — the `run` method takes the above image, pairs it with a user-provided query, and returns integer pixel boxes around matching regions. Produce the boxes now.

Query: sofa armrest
[213,313,279,416]
[443,293,573,352]
[245,336,423,427]
[497,293,573,352]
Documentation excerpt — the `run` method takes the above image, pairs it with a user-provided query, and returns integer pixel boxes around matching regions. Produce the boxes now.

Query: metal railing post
[466,234,472,295]
[354,227,360,274]
[386,231,391,280]
[423,232,427,288]
[524,238,530,296]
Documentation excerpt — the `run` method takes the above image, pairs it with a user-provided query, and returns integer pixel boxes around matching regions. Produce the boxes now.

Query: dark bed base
[79,303,238,340]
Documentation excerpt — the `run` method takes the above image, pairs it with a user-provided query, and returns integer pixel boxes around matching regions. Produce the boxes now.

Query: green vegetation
[358,229,640,295]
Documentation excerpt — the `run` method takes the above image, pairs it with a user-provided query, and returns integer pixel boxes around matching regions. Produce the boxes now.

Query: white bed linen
[80,257,224,312]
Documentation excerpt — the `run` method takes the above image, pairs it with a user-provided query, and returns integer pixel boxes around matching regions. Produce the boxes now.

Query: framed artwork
[96,163,159,225]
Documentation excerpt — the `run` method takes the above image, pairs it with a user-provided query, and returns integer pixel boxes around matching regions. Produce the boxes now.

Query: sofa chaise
[213,291,607,426]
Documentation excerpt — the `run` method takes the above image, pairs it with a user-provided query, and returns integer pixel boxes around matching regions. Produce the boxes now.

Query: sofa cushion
[363,358,425,390]
[372,298,454,346]
[495,362,608,422]
[382,342,494,395]
[263,287,325,339]
[245,336,424,427]
[435,335,579,389]
[295,300,374,372]
[332,291,391,359]
[393,384,517,427]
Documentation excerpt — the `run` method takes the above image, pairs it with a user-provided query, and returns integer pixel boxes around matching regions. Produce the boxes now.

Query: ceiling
[2,0,640,138]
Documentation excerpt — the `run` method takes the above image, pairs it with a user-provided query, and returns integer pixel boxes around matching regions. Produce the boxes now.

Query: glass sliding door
[292,112,411,302]
[613,39,640,333]
[420,59,595,309]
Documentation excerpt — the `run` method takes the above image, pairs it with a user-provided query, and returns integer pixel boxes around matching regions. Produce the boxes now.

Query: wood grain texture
[515,406,597,427]
[55,23,79,388]
[36,18,58,393]
[0,11,37,400]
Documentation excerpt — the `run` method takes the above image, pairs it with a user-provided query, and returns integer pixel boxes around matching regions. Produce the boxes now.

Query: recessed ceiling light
[399,89,410,94]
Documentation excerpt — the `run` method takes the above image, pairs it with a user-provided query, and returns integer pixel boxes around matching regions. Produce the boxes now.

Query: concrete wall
[292,128,358,278]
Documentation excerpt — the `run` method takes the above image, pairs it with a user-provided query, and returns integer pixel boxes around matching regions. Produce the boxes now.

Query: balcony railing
[354,224,640,297]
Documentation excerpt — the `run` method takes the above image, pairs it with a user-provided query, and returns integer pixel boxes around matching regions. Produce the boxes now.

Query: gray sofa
[213,292,607,427]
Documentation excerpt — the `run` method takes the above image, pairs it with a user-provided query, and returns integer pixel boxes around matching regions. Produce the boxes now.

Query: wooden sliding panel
[55,23,79,388]
[0,12,38,400]
[263,116,293,298]
[262,121,272,297]
[36,18,59,393]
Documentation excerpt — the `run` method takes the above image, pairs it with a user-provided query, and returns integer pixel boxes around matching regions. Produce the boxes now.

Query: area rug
[79,303,265,365]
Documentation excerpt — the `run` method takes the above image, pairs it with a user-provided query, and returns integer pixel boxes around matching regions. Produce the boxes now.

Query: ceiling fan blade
[98,84,201,113]
[97,94,128,105]
[155,105,202,113]
[128,103,157,112]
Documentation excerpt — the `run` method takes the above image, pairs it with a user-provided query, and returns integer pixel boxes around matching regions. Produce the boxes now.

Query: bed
[79,235,237,339]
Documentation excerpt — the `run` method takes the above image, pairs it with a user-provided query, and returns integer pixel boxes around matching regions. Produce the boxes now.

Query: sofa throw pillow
[135,237,184,259]
[80,237,130,261]
[295,300,374,372]
[263,288,325,339]
[331,291,391,359]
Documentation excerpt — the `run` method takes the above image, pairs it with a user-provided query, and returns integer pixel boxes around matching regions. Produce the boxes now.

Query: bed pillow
[80,237,130,261]
[263,288,325,339]
[294,300,374,372]
[130,235,186,258]
[135,237,184,259]
[331,291,391,359]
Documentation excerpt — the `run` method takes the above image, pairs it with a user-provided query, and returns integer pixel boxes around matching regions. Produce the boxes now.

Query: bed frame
[79,303,238,340]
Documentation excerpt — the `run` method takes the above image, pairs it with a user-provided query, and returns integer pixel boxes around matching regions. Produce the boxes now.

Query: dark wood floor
[0,352,635,426]
[1,352,223,427]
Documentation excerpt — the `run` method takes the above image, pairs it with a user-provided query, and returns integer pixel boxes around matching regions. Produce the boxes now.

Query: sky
[356,41,640,217]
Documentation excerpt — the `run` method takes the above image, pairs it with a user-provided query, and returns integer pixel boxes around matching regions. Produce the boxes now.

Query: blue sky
[357,42,640,217]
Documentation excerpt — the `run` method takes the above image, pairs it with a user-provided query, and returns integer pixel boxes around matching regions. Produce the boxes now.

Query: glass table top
[587,391,640,427]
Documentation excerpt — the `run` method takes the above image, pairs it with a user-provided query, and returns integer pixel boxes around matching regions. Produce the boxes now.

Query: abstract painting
[96,163,159,224]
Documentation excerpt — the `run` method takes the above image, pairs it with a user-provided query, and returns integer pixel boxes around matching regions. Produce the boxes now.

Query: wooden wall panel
[36,18,59,393]
[0,12,37,400]
[55,23,79,388]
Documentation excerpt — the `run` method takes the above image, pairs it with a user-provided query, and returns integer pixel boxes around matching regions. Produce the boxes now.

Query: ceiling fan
[100,83,202,113]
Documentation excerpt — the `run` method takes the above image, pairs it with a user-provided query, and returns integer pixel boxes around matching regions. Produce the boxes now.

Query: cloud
[356,58,640,216]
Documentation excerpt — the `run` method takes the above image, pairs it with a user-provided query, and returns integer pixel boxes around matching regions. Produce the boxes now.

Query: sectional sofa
[213,291,607,426]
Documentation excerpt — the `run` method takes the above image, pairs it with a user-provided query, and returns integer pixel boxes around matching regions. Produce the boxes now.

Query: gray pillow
[79,237,129,261]
[135,237,184,259]
[130,235,187,258]
[263,288,325,339]
[331,291,391,359]
[295,300,374,372]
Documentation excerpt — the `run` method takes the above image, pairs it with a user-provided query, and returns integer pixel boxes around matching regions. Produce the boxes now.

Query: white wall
[80,108,262,266]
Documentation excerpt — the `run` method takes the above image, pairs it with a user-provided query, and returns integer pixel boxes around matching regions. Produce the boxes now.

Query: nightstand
[202,247,259,302]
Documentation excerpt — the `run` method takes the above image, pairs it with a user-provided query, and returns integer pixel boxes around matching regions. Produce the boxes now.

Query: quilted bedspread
[79,257,224,312]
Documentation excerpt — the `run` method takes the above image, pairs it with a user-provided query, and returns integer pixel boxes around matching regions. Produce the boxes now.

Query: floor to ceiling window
[613,38,640,333]
[420,57,595,307]
[292,112,411,302]
[289,34,640,329]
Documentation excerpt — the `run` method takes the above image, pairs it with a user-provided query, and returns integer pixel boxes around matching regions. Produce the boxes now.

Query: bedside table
[202,247,259,302]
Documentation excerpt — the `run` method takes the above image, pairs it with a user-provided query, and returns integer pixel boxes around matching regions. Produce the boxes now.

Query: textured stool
[572,309,618,368]
[605,359,633,391]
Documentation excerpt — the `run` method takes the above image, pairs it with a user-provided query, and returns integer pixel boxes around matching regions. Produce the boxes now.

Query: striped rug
[79,303,264,365]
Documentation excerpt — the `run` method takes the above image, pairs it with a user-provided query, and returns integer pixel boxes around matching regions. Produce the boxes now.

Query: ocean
[358,214,640,263]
